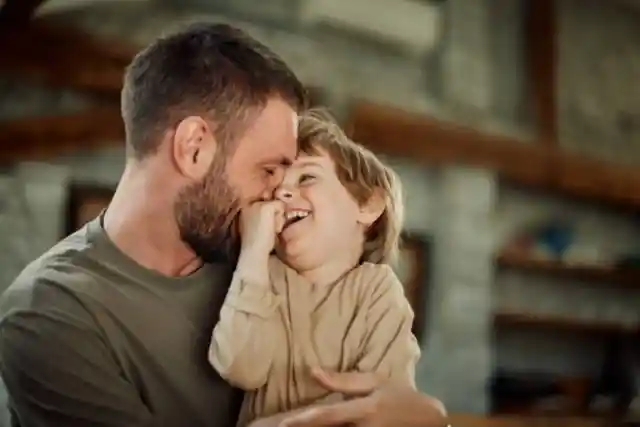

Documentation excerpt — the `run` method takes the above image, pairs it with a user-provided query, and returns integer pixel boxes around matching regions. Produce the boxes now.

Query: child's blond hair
[297,108,404,264]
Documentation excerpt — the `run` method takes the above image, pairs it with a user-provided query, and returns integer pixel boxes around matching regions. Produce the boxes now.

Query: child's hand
[239,200,285,259]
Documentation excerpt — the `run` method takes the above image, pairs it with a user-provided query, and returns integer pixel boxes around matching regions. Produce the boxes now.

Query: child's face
[274,150,372,270]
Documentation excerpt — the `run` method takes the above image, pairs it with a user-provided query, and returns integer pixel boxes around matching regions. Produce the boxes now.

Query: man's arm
[274,371,448,427]
[248,393,343,427]
[247,371,447,427]
[0,286,153,427]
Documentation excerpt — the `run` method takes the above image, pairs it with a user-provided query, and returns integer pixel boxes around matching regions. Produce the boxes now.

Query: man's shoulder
[0,227,103,318]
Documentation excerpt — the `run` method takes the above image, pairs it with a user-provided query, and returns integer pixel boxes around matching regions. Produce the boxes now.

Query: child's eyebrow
[294,159,324,170]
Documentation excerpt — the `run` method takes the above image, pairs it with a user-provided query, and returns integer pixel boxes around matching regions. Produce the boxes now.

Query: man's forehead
[292,113,299,139]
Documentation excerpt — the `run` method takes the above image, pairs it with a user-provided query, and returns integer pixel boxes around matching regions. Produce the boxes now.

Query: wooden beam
[525,0,558,144]
[0,20,136,97]
[347,101,640,210]
[0,108,124,163]
[346,102,555,187]
[0,0,47,26]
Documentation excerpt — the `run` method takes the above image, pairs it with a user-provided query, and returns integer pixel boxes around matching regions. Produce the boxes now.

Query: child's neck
[298,249,362,287]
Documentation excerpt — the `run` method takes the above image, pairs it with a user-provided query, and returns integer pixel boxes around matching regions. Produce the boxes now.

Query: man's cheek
[227,175,252,201]
[238,185,266,205]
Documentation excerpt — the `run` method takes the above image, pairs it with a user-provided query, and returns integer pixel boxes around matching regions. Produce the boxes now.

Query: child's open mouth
[283,209,310,230]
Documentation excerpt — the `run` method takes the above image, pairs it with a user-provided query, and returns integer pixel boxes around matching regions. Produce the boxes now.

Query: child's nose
[274,186,294,202]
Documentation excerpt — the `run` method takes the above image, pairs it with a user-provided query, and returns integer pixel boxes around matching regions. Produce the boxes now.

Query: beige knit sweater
[209,257,421,426]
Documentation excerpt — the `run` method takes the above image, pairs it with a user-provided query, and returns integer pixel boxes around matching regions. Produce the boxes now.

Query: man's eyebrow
[263,157,293,167]
[280,157,293,167]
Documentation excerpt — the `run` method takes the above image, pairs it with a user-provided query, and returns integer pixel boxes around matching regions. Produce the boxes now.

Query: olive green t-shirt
[0,217,242,427]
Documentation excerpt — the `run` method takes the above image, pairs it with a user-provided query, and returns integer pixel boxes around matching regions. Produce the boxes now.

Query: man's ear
[172,116,218,179]
[357,189,385,227]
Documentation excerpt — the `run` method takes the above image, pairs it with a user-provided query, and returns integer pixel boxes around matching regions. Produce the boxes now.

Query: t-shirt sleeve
[0,281,153,427]
[354,264,421,388]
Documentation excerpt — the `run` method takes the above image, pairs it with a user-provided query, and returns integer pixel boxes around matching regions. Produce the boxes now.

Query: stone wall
[558,0,640,166]
[419,167,497,413]
[1,0,640,415]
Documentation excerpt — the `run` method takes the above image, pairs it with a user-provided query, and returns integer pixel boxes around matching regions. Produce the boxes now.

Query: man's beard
[174,157,241,264]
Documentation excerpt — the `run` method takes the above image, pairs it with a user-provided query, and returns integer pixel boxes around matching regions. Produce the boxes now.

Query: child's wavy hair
[297,108,404,264]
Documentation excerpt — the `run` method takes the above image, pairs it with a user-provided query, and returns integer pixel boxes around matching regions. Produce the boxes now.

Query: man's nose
[274,186,294,202]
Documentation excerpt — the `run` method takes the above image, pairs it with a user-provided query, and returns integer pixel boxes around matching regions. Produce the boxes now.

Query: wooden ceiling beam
[347,102,555,187]
[0,0,47,26]
[4,100,639,211]
[0,19,136,97]
[347,101,640,210]
[525,0,558,145]
[0,83,324,164]
[0,108,124,164]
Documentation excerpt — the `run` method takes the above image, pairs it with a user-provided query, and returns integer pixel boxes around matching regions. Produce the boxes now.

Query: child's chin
[277,241,320,268]
[275,242,298,262]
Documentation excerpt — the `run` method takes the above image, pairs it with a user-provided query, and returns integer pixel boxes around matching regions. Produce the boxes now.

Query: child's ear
[357,189,385,227]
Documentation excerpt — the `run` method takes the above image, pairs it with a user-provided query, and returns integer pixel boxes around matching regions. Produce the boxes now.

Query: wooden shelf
[0,19,135,97]
[494,311,639,336]
[449,414,608,427]
[496,252,640,288]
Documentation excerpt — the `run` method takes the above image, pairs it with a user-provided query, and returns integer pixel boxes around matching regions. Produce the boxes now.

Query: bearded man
[0,22,447,427]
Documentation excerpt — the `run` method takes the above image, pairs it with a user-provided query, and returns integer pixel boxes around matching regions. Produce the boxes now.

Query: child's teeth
[285,211,308,222]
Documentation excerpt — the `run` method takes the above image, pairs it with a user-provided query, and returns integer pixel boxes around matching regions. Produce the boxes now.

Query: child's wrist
[236,249,270,286]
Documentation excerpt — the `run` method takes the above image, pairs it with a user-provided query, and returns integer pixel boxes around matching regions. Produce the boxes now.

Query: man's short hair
[121,22,307,159]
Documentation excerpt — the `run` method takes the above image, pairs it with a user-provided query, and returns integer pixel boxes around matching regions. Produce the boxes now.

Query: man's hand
[278,368,447,427]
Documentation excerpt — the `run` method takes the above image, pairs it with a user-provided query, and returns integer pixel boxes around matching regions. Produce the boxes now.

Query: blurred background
[0,0,639,425]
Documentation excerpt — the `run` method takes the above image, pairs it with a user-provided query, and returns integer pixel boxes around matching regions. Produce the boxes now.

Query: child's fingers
[273,201,285,233]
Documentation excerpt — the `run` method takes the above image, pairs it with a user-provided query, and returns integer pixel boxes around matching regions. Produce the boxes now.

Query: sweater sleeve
[208,262,282,391]
[354,264,421,388]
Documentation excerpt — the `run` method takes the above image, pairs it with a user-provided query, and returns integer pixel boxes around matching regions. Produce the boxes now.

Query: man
[0,23,447,427]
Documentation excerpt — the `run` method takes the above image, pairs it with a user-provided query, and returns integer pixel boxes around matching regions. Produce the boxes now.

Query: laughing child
[208,109,421,426]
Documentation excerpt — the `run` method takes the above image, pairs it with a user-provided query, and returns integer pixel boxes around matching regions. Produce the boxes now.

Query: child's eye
[299,173,316,184]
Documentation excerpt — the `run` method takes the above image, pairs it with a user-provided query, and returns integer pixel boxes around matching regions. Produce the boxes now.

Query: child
[208,109,421,427]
